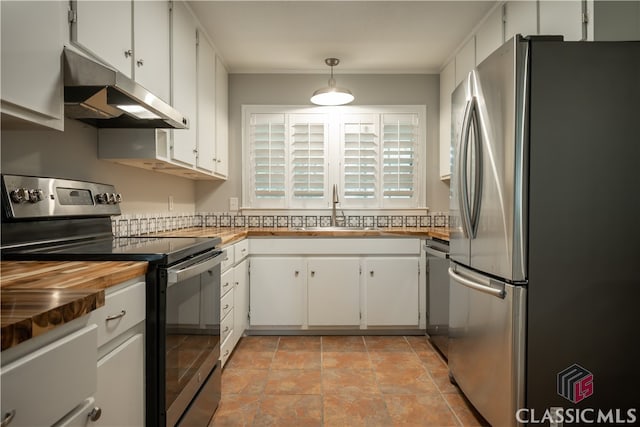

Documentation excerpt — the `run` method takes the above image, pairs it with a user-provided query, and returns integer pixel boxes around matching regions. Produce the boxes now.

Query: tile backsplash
[113,212,449,237]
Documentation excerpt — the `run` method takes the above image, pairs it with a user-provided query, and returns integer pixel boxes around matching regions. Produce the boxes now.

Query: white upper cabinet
[72,1,133,77]
[133,1,171,102]
[539,1,585,41]
[215,55,230,178]
[504,1,538,41]
[475,6,504,65]
[454,36,475,87]
[170,0,198,167]
[1,1,64,130]
[439,60,455,180]
[197,31,217,174]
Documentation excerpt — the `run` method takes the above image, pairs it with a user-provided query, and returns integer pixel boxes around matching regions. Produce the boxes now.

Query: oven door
[164,250,222,427]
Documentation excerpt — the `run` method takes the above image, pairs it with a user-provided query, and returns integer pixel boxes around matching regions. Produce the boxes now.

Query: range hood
[63,48,188,129]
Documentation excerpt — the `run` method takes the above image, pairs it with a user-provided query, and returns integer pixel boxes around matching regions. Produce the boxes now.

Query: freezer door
[448,263,526,427]
[468,36,527,282]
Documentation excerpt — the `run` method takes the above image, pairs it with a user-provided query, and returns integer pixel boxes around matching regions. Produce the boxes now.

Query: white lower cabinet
[94,334,144,427]
[365,258,420,326]
[250,257,305,326]
[248,238,422,330]
[219,240,250,368]
[307,258,360,326]
[90,279,146,426]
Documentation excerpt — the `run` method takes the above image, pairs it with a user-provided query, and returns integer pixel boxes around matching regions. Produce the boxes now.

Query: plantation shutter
[382,113,419,201]
[341,114,379,204]
[249,113,286,204]
[290,114,328,205]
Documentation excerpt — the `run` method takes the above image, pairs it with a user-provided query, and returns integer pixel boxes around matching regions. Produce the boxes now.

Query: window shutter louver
[342,114,379,203]
[382,113,419,201]
[250,113,286,202]
[290,114,328,203]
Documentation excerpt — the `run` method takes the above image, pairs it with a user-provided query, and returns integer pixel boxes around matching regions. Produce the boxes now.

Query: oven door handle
[167,252,223,286]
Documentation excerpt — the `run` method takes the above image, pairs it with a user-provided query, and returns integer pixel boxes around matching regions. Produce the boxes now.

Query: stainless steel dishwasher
[425,238,450,357]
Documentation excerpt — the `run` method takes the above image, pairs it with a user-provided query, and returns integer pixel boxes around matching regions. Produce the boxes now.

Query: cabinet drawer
[221,268,233,297]
[0,325,97,427]
[221,288,234,320]
[88,281,145,348]
[220,332,234,368]
[220,248,234,272]
[221,309,234,345]
[234,239,249,262]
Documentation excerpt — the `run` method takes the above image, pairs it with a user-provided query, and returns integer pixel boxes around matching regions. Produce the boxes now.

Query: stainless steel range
[1,174,223,426]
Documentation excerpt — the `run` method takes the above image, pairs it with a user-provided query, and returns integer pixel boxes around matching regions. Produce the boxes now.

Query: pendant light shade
[310,58,354,106]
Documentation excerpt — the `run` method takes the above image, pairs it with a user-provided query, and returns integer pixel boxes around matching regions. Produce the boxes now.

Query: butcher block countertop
[156,227,450,246]
[0,260,148,351]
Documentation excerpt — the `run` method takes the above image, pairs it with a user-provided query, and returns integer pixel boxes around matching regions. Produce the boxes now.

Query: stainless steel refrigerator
[448,35,640,427]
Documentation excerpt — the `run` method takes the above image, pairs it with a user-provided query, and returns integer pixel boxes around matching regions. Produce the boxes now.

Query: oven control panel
[1,174,122,219]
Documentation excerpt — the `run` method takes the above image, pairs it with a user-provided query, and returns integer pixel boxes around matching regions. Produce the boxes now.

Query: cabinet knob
[224,326,229,332]
[370,271,374,277]
[223,282,230,288]
[310,271,315,277]
[224,304,229,310]
[294,271,299,277]
[1,410,15,427]
[88,407,102,422]
[136,59,144,67]
[124,49,133,58]
[224,349,230,356]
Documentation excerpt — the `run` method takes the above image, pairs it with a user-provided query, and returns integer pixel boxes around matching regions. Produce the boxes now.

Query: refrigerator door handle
[458,98,474,239]
[469,101,483,238]
[448,267,506,299]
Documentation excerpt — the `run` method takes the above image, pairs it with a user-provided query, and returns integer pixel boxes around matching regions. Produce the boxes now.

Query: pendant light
[310,58,354,106]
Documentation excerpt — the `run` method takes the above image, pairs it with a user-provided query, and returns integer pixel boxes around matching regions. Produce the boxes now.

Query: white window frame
[242,105,426,210]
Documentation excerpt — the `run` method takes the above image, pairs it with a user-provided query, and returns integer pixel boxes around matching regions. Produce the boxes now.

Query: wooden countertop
[156,227,450,245]
[1,260,148,351]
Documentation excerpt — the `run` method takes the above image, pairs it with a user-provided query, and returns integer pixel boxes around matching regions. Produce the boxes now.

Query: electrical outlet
[168,195,174,211]
[229,197,238,212]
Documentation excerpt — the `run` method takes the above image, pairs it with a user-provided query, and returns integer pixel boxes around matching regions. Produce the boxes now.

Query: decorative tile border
[113,212,449,236]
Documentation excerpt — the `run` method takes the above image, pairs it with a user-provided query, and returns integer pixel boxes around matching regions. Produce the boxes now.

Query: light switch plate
[229,197,238,212]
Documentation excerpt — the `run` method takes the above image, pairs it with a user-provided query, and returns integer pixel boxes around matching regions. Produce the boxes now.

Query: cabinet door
[504,1,538,41]
[215,55,229,177]
[94,334,144,427]
[250,257,305,326]
[439,60,455,180]
[454,37,475,87]
[539,1,584,41]
[475,5,504,65]
[171,1,197,166]
[72,0,133,78]
[233,259,249,345]
[133,0,171,102]
[307,258,360,326]
[1,0,64,130]
[365,258,419,326]
[197,32,216,173]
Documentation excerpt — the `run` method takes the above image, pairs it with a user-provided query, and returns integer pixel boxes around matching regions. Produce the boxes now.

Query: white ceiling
[188,1,497,74]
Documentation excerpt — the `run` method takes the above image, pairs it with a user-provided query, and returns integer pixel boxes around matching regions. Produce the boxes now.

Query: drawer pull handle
[241,248,246,253]
[105,310,126,321]
[223,304,229,310]
[1,410,15,427]
[224,326,229,332]
[223,282,230,288]
[224,349,230,356]
[88,407,102,422]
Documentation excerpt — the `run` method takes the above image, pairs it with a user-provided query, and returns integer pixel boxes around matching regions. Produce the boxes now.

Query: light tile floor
[210,335,488,426]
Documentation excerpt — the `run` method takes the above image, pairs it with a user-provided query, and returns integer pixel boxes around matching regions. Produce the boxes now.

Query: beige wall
[195,73,451,213]
[0,119,196,214]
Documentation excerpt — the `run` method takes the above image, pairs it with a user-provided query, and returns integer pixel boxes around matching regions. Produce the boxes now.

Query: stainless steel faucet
[331,184,339,226]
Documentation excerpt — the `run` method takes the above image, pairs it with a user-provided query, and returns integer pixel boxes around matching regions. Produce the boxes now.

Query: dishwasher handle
[425,246,449,259]
[448,267,505,299]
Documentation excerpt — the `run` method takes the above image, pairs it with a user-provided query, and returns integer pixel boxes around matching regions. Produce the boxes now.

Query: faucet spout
[331,184,339,226]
